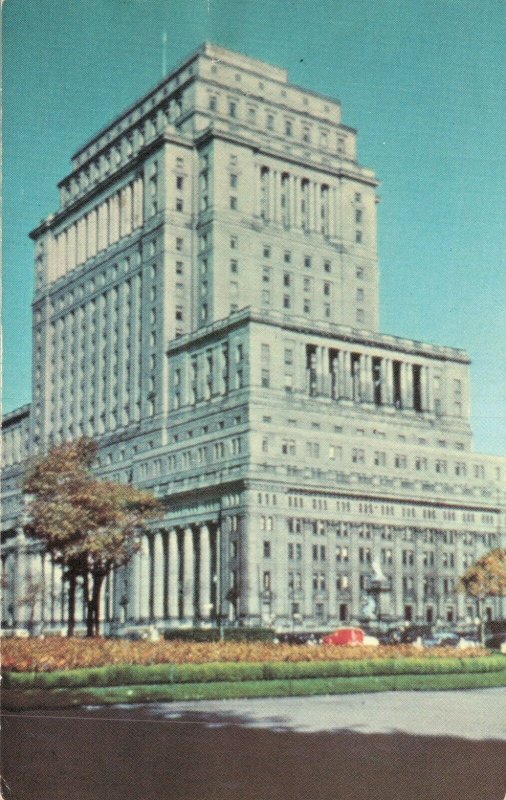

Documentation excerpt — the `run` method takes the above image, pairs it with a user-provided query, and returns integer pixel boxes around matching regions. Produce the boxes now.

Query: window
[283,295,291,309]
[324,260,331,273]
[176,261,183,275]
[263,245,271,258]
[230,259,238,274]
[352,448,365,464]
[230,236,238,249]
[262,267,271,282]
[209,95,217,111]
[176,198,183,212]
[230,173,237,188]
[261,369,270,388]
[230,196,237,210]
[176,175,184,190]
[263,541,271,558]
[176,237,183,251]
[229,101,237,118]
[304,255,312,269]
[303,299,311,314]
[355,230,362,243]
[266,114,274,130]
[283,272,291,287]
[285,120,292,137]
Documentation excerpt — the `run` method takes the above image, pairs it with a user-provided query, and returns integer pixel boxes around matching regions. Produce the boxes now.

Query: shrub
[1,637,494,674]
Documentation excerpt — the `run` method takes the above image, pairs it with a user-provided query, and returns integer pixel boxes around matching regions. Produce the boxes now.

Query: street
[2,689,505,800]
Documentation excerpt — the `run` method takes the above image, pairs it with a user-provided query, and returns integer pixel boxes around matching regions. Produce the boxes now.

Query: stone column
[393,533,404,622]
[153,531,165,621]
[384,358,394,406]
[455,533,466,622]
[167,529,179,621]
[294,176,301,228]
[320,346,331,397]
[113,565,125,623]
[286,174,293,227]
[199,525,211,619]
[415,531,425,622]
[128,548,140,622]
[139,535,151,621]
[359,354,368,403]
[328,185,336,237]
[268,169,275,222]
[183,527,194,622]
[404,362,414,409]
[342,350,351,399]
[419,365,427,412]
[307,182,315,231]
[425,365,434,412]
[254,163,261,217]
[274,171,281,224]
[14,531,28,627]
[53,560,64,626]
[303,528,313,620]
[350,527,361,623]
[133,176,144,229]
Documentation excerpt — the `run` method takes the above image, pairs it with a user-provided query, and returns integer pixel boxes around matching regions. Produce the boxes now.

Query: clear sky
[3,0,505,455]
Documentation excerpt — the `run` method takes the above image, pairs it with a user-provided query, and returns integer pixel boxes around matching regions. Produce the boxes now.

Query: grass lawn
[4,669,506,710]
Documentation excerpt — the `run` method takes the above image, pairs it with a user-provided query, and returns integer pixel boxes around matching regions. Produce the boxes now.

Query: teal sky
[3,0,505,455]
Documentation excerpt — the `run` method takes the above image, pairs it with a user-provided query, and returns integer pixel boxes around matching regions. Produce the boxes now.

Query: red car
[322,627,379,646]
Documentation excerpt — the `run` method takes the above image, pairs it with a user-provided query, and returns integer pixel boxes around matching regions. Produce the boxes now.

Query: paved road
[156,688,506,739]
[2,689,505,800]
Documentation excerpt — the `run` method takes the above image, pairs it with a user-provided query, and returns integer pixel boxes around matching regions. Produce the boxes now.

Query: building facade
[2,43,505,632]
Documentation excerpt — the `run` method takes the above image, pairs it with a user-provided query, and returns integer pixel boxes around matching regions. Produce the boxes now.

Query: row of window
[208,93,348,155]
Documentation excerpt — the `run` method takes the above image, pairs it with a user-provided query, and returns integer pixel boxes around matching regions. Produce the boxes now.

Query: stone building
[2,43,505,632]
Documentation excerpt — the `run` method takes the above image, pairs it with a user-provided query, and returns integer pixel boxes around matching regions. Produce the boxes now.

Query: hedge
[162,627,275,643]
[4,654,505,690]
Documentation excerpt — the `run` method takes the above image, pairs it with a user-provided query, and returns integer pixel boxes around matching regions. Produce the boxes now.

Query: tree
[457,548,506,646]
[23,438,161,636]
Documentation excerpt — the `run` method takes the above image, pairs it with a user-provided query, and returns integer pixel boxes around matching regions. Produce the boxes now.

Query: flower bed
[1,637,489,673]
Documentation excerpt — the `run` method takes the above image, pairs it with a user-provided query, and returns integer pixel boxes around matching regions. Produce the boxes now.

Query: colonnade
[123,524,216,624]
[307,345,434,412]
[0,524,220,631]
[52,175,144,280]
[255,165,338,235]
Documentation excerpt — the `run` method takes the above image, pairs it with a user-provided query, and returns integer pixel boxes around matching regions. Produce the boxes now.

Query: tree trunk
[88,573,105,637]
[67,571,76,637]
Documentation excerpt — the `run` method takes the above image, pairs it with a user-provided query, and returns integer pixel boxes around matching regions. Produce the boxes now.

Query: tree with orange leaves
[457,548,506,645]
[23,438,161,636]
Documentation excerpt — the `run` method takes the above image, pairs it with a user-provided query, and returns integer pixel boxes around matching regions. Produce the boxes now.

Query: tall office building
[2,43,505,632]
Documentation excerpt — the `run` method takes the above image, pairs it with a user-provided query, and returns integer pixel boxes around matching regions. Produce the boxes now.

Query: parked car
[322,627,379,646]
[485,633,506,651]
[274,632,322,645]
[422,630,478,648]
